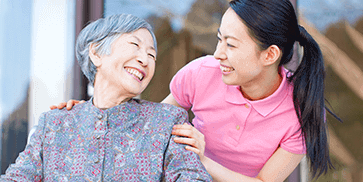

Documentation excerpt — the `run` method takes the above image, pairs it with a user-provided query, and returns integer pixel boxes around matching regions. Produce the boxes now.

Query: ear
[262,45,281,66]
[89,43,102,67]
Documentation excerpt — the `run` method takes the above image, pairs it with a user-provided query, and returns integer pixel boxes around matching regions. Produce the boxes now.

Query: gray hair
[76,14,157,85]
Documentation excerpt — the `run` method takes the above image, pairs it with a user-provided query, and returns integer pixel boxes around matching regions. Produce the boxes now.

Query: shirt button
[94,158,99,163]
[97,114,103,119]
[244,104,250,109]
[96,135,101,139]
[236,125,240,130]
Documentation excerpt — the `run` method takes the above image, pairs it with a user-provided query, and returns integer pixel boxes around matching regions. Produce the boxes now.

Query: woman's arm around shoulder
[201,147,304,182]
[256,147,304,182]
[49,99,85,110]
[162,93,183,108]
[172,122,304,182]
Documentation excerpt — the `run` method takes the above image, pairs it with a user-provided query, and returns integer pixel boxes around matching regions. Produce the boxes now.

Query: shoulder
[191,55,221,80]
[136,99,188,122]
[137,99,187,116]
[39,102,87,127]
[184,55,220,70]
[45,101,85,117]
[175,55,219,76]
[172,55,221,86]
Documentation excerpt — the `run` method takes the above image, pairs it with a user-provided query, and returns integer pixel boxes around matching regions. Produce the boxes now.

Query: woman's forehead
[219,8,248,40]
[115,29,155,49]
[132,29,155,48]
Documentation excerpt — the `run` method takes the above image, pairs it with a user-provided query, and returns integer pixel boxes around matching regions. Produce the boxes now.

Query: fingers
[172,124,206,159]
[172,124,194,137]
[173,137,198,148]
[65,99,85,110]
[172,124,206,151]
[56,102,67,110]
[172,123,192,129]
[174,137,203,156]
[49,105,57,110]
[174,136,205,159]
[172,124,204,139]
[185,145,201,155]
[171,128,194,138]
[52,100,86,111]
[66,100,75,110]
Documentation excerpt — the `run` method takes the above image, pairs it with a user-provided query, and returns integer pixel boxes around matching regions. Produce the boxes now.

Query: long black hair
[229,0,341,179]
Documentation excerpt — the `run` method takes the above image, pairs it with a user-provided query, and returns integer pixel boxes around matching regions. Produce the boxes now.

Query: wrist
[200,155,210,169]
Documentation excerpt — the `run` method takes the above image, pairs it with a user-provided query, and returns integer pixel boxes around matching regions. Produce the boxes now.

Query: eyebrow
[217,28,239,41]
[132,35,156,51]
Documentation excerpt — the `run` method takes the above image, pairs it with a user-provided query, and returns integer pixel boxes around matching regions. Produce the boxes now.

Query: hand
[172,123,206,161]
[49,99,85,110]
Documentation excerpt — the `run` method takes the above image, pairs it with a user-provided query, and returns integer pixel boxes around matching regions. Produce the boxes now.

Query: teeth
[126,68,144,81]
[220,65,234,72]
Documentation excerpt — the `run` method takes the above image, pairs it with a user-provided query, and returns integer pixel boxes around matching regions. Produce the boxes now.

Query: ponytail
[289,25,338,178]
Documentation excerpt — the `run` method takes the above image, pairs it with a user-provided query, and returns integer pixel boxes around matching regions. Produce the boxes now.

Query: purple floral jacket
[1,99,212,182]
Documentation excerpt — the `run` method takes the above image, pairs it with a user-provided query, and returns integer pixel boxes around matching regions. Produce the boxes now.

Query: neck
[92,79,133,109]
[240,67,282,101]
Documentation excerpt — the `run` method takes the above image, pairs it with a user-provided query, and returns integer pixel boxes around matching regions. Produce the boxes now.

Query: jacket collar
[83,98,142,127]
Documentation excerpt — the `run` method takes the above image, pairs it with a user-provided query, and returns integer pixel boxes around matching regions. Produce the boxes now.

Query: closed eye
[227,43,235,48]
[148,53,156,60]
[217,36,221,42]
[131,42,139,47]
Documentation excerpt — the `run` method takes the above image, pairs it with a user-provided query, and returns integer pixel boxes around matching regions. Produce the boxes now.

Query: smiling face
[214,8,265,87]
[91,28,156,97]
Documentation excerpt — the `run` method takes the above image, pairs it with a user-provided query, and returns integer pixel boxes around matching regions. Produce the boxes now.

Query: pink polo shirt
[170,56,306,177]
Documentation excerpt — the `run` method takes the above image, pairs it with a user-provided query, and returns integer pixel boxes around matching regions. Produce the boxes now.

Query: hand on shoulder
[49,99,85,110]
[172,123,206,162]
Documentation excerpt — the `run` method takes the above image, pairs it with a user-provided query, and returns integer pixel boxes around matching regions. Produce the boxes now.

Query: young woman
[53,0,340,181]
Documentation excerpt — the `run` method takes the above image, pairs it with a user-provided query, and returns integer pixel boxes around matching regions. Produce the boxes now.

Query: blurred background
[0,0,362,181]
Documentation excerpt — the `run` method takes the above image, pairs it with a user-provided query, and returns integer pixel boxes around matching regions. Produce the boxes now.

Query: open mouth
[220,64,235,73]
[125,67,145,81]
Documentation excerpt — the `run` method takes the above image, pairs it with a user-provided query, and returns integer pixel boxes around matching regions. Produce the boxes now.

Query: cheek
[141,64,155,87]
[234,56,261,76]
[148,63,156,78]
[246,67,261,77]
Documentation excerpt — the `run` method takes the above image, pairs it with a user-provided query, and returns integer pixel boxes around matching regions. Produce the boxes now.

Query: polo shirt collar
[225,67,291,117]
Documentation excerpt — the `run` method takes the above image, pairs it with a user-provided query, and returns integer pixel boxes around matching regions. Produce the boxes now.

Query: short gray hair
[76,14,157,85]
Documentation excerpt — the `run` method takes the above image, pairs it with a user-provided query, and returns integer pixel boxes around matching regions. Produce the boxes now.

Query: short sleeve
[280,124,306,154]
[169,57,206,110]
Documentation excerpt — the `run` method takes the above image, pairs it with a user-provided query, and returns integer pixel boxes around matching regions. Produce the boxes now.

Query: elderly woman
[1,14,212,181]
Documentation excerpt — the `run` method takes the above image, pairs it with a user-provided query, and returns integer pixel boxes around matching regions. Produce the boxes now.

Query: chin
[133,87,148,96]
[123,87,141,96]
[222,77,234,85]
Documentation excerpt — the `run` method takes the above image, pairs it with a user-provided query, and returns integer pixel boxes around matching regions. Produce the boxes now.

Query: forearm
[1,117,46,181]
[1,143,43,181]
[162,93,186,109]
[202,157,262,182]
[202,148,304,182]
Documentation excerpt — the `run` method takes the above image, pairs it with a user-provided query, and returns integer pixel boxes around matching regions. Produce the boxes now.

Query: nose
[137,52,149,67]
[213,43,227,61]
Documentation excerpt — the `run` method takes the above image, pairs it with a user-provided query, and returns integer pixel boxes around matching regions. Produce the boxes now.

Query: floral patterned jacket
[1,99,212,182]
